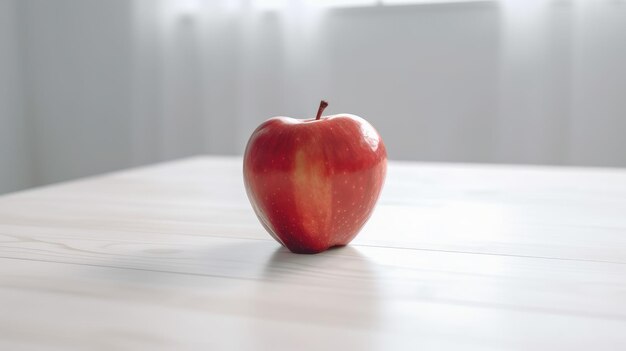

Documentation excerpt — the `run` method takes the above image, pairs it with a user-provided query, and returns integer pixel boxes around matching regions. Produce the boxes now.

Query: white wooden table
[1,156,625,350]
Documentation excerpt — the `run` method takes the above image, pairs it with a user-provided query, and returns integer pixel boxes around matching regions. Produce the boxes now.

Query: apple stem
[315,100,328,121]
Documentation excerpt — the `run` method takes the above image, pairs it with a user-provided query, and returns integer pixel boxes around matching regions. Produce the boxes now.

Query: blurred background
[1,0,625,195]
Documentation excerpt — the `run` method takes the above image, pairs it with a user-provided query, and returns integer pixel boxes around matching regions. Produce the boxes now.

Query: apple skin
[243,113,386,254]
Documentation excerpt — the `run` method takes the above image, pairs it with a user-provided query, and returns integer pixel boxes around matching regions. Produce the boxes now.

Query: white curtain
[130,0,626,166]
[131,0,333,164]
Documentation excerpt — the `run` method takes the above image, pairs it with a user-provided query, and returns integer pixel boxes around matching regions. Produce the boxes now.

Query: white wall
[0,0,31,194]
[320,3,501,163]
[569,0,626,166]
[1,0,626,195]
[20,0,134,185]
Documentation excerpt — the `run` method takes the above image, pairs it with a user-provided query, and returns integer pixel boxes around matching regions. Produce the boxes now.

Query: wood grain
[1,156,625,350]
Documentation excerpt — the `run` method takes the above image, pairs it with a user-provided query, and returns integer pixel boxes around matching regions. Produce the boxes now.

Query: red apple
[243,100,387,254]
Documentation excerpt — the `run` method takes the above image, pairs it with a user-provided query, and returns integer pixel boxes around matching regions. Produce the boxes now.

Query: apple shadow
[246,245,383,348]
[82,239,281,287]
[78,237,384,348]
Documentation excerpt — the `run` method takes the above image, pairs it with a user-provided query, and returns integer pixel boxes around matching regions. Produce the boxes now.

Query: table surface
[1,156,625,350]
